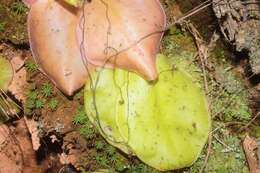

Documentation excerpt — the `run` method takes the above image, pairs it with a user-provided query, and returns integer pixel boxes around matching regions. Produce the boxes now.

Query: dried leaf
[243,135,260,173]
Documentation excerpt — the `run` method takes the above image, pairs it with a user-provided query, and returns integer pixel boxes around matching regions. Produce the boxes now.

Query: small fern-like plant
[72,107,88,125]
[11,1,27,15]
[25,60,38,73]
[73,107,96,138]
[48,98,58,111]
[41,82,52,98]
[35,99,45,109]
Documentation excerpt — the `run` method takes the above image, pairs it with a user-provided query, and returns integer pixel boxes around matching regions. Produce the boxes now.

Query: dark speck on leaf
[192,122,197,129]
[119,99,124,104]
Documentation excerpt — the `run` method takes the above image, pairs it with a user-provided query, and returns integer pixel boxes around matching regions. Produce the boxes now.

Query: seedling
[48,98,58,111]
[95,141,105,150]
[106,145,116,156]
[41,82,52,97]
[11,2,27,15]
[35,99,44,109]
[72,107,87,125]
[25,60,38,73]
[79,125,96,139]
[24,90,38,115]
[26,90,37,100]
[95,154,108,167]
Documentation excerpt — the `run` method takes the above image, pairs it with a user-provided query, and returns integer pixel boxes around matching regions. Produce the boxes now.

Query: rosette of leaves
[84,54,210,171]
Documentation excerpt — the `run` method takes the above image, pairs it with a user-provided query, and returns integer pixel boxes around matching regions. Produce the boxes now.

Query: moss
[25,59,38,73]
[187,123,249,173]
[24,78,58,116]
[0,0,28,44]
[209,47,251,122]
[209,70,251,121]
[175,0,193,12]
[162,26,197,55]
[249,126,260,138]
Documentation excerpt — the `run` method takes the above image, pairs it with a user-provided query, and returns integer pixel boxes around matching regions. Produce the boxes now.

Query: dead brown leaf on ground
[243,135,260,173]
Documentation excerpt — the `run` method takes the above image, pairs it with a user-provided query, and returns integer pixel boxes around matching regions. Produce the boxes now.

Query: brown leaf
[243,135,260,173]
[0,125,22,173]
[8,55,27,102]
[24,117,41,151]
[0,118,40,173]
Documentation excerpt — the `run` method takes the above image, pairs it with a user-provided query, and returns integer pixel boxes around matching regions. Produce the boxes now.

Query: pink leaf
[77,0,166,80]
[28,0,93,95]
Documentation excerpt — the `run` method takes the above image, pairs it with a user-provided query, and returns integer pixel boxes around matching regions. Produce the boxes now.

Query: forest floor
[0,0,259,173]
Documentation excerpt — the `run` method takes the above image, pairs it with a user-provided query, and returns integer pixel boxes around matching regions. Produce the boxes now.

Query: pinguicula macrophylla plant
[23,0,166,95]
[22,0,211,171]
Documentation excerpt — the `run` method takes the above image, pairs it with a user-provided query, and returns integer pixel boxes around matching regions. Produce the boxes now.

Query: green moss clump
[209,47,251,122]
[24,81,58,116]
[162,26,197,55]
[188,123,249,173]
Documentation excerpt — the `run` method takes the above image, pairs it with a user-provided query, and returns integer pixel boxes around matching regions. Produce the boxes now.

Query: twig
[199,133,212,173]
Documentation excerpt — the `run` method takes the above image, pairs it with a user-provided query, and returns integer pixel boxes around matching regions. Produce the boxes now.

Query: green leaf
[84,54,210,171]
[64,0,82,7]
[0,57,13,90]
